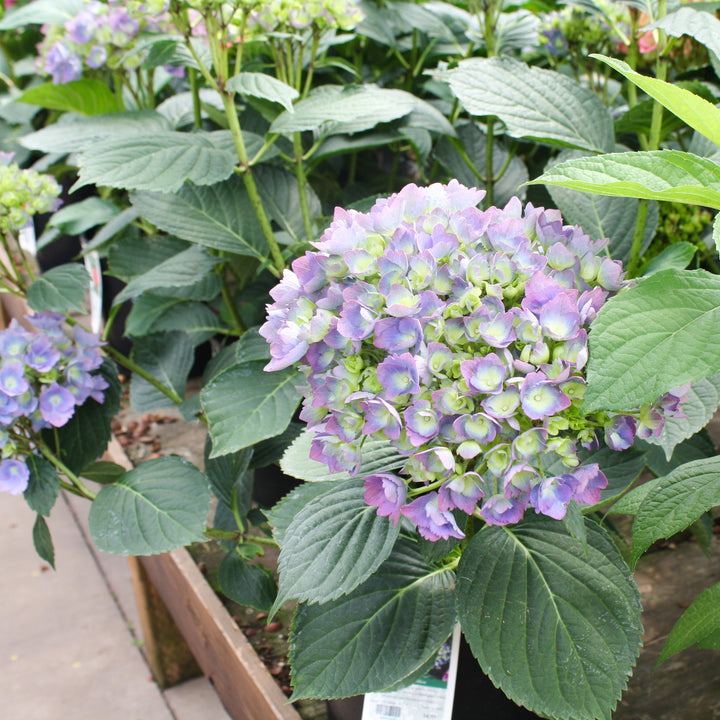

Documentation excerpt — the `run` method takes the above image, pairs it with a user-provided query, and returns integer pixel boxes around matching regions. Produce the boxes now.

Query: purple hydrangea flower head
[25,335,62,373]
[0,459,30,495]
[44,41,82,84]
[262,182,686,535]
[364,473,407,524]
[0,361,29,397]
[39,382,76,427]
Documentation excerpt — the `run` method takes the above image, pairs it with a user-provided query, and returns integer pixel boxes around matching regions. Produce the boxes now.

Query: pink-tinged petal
[539,292,580,341]
[568,464,607,505]
[522,271,563,313]
[530,475,574,519]
[604,415,636,451]
[376,353,420,398]
[401,492,465,541]
[403,400,440,446]
[373,317,422,352]
[460,353,507,394]
[438,472,484,513]
[520,372,571,420]
[479,494,526,525]
[452,412,499,444]
[385,284,420,317]
[364,473,407,524]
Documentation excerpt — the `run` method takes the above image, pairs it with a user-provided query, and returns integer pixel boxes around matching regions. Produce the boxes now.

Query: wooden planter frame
[1,293,302,720]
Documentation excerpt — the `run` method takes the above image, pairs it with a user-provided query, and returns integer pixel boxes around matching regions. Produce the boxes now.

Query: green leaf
[146,301,221,345]
[586,447,647,506]
[254,165,321,242]
[434,123,528,207]
[79,461,127,485]
[269,85,417,135]
[249,421,304,469]
[631,456,720,567]
[130,176,268,259]
[156,89,227,130]
[46,361,120,475]
[642,242,696,276]
[0,0,84,28]
[129,331,194,412]
[610,478,660,516]
[204,437,254,512]
[88,456,211,555]
[24,455,59,517]
[202,361,303,457]
[48,197,120,236]
[235,327,271,364]
[227,72,299,112]
[280,429,404,482]
[272,477,401,611]
[17,80,122,115]
[32,515,55,569]
[108,234,188,282]
[546,150,657,263]
[20,111,171,154]
[26,263,89,314]
[457,516,642,720]
[218,552,277,612]
[531,150,720,209]
[289,538,456,699]
[584,269,720,412]
[83,207,142,254]
[74,132,235,193]
[644,371,720,459]
[313,130,403,162]
[114,245,223,304]
[591,54,720,148]
[440,56,614,153]
[689,511,714,558]
[658,582,720,663]
[265,481,335,545]
[643,429,717,478]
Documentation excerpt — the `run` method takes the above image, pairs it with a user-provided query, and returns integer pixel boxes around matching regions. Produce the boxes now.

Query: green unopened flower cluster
[248,0,363,34]
[0,164,61,234]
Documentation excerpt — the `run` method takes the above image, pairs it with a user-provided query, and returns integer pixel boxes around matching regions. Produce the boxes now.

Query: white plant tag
[18,221,37,256]
[361,624,461,720]
[81,242,103,334]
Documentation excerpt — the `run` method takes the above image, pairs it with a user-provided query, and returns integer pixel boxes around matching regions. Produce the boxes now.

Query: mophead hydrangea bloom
[261,181,687,540]
[247,0,363,33]
[0,313,108,495]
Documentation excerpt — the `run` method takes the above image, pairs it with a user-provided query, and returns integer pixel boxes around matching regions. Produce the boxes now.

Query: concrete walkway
[1,487,232,720]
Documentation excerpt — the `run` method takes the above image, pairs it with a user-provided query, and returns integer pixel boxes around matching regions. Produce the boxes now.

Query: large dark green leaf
[32,515,55,569]
[265,481,335,544]
[130,176,268,259]
[440,56,614,153]
[88,455,211,555]
[26,263,89,314]
[204,436,254,513]
[74,132,235,193]
[227,72,299,112]
[45,361,120,475]
[457,516,642,720]
[658,581,720,663]
[289,539,456,699]
[272,477,401,611]
[202,361,303,457]
[47,197,120,236]
[20,111,170,154]
[270,85,417,135]
[129,331,194,412]
[631,456,720,567]
[643,429,717,478]
[114,245,223,304]
[218,551,277,612]
[23,455,59,517]
[584,269,720,412]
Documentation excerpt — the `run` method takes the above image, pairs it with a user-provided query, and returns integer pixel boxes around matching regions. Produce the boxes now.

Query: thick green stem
[222,93,285,275]
[189,67,202,128]
[35,438,96,501]
[293,132,314,243]
[103,344,184,405]
[627,199,650,277]
[220,269,245,334]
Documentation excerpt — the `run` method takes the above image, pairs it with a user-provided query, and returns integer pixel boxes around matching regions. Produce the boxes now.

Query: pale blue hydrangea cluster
[37,0,172,84]
[0,314,107,496]
[261,182,686,541]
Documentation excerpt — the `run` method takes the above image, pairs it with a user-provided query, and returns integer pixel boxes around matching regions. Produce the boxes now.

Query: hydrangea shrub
[0,313,108,495]
[261,181,687,541]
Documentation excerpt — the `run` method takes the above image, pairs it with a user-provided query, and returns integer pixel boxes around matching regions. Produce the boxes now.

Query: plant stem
[189,67,202,128]
[35,438,97,500]
[220,268,245,334]
[293,132,314,243]
[103,344,184,405]
[626,198,650,277]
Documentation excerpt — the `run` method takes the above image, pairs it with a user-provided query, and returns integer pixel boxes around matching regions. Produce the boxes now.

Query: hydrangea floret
[260,182,688,541]
[0,313,108,496]
[247,0,363,34]
[0,162,61,234]
[37,0,173,84]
